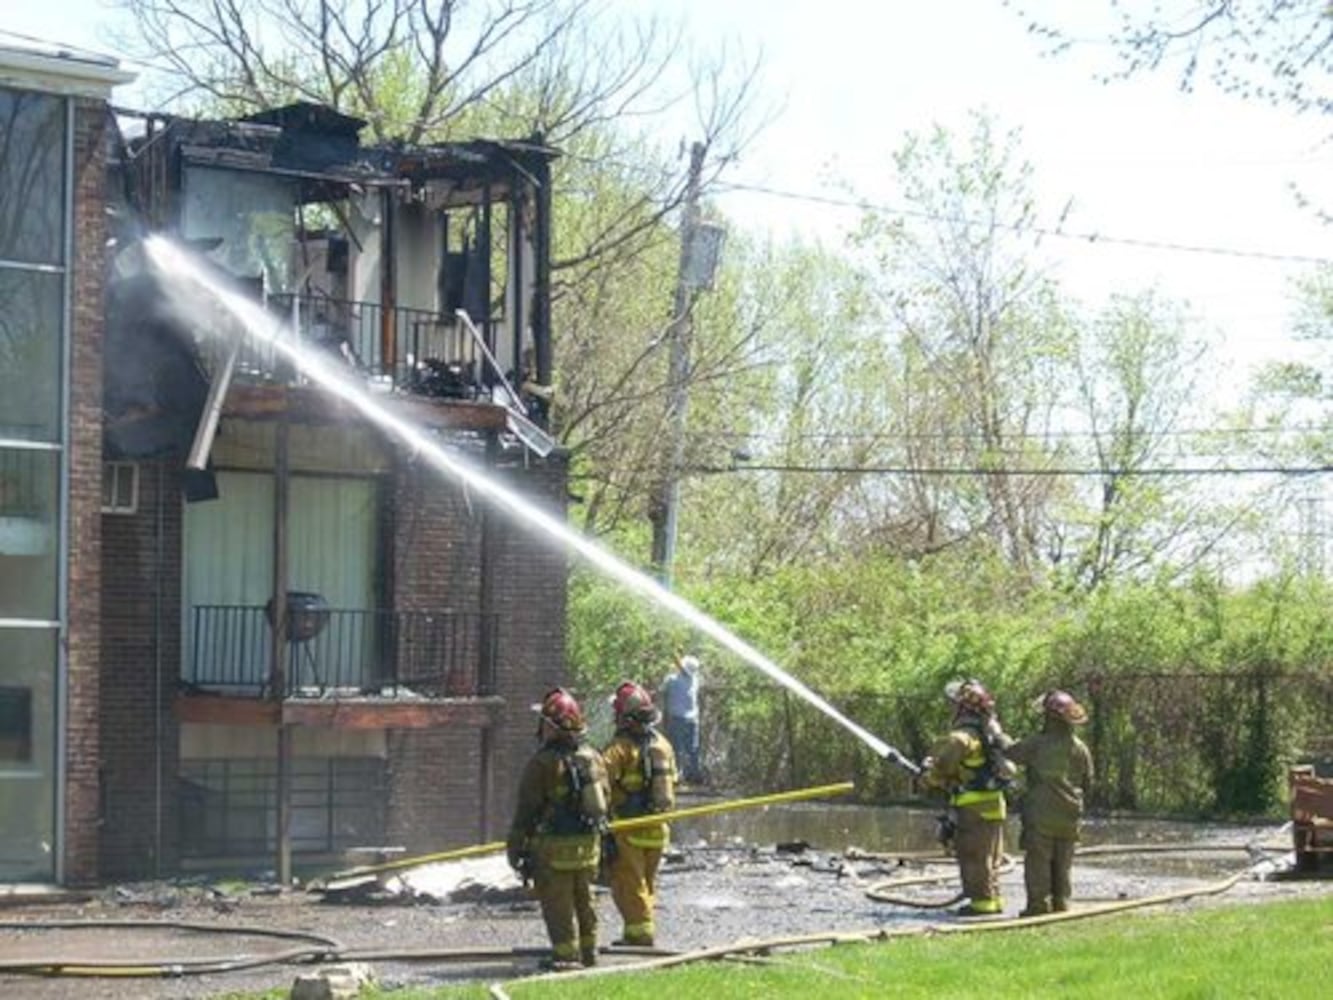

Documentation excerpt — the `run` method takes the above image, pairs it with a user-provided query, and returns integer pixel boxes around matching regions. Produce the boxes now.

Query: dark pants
[667,716,701,782]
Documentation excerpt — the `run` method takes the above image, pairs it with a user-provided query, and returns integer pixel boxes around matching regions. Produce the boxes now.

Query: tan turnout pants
[609,835,662,943]
[1022,828,1075,914]
[535,863,598,961]
[954,806,1005,907]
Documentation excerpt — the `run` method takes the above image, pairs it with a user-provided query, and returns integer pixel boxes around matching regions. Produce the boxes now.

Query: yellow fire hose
[860,840,1286,909]
[862,856,1018,909]
[312,780,856,889]
[0,919,343,978]
[500,863,1260,990]
[0,837,1291,980]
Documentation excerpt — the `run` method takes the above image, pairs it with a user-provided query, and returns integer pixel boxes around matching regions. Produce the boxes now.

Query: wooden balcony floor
[175,690,504,729]
[223,383,508,431]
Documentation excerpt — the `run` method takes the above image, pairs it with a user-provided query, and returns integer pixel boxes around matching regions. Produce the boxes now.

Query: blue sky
[6,0,1331,385]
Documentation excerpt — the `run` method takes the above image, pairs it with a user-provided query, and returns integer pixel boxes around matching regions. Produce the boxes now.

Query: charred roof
[124,101,558,205]
[242,101,368,139]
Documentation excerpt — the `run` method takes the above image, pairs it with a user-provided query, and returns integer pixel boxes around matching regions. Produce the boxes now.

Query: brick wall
[389,456,482,614]
[63,99,109,886]
[90,431,570,871]
[485,455,571,841]
[385,447,570,848]
[98,462,183,879]
[384,456,478,847]
[384,728,486,850]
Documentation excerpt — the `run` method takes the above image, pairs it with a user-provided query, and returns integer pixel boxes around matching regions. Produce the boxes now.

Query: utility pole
[651,141,707,587]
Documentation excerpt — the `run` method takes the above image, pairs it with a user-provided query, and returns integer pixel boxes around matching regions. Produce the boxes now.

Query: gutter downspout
[379,188,397,379]
[153,464,163,875]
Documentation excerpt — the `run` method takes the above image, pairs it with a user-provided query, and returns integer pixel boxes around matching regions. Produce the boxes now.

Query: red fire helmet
[535,687,585,732]
[612,681,660,726]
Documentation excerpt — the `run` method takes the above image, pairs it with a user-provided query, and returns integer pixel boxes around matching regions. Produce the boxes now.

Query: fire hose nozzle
[883,746,922,778]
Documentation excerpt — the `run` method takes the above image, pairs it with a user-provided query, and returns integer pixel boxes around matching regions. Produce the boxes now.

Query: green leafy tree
[677,237,891,578]
[1010,0,1333,114]
[854,114,1069,572]
[1059,290,1244,588]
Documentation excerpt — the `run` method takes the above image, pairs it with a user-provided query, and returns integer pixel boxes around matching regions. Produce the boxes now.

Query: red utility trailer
[1289,760,1333,872]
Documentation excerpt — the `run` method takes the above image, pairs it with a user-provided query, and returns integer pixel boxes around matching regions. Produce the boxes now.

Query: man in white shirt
[661,654,703,783]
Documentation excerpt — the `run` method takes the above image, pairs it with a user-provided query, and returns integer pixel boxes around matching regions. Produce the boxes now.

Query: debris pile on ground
[396,854,528,904]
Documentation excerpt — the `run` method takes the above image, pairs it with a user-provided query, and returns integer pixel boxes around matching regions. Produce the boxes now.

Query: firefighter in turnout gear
[921,678,1015,917]
[506,688,611,971]
[601,681,677,946]
[1006,690,1094,917]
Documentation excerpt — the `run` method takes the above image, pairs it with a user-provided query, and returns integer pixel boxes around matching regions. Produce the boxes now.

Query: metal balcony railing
[178,756,386,858]
[187,605,498,699]
[232,293,499,397]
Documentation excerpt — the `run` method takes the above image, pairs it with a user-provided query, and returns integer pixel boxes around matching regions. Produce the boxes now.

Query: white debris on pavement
[395,854,523,902]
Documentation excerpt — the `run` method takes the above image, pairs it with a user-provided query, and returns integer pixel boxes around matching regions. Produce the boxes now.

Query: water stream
[144,237,899,761]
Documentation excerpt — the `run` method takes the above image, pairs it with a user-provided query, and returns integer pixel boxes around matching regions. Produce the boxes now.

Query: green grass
[360,896,1331,999]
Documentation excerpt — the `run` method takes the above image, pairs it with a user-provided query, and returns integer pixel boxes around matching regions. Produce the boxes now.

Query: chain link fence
[696,670,1333,817]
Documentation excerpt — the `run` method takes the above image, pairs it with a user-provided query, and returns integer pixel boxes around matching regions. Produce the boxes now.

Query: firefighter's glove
[601,833,619,866]
[936,811,957,848]
[984,716,1012,748]
[918,756,937,788]
[514,852,536,885]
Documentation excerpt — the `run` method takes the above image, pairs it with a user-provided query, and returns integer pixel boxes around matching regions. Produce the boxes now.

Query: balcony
[187,605,497,700]
[237,293,502,399]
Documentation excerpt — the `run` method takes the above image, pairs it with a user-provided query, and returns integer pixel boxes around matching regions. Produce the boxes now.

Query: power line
[688,424,1328,444]
[712,181,1333,267]
[562,150,1332,269]
[693,461,1331,478]
[8,24,1324,271]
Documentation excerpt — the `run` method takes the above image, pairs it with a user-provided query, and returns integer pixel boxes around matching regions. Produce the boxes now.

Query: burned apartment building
[2,37,571,884]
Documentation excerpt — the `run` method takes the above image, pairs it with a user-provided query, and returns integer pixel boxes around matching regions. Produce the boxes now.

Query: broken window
[180,166,298,293]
